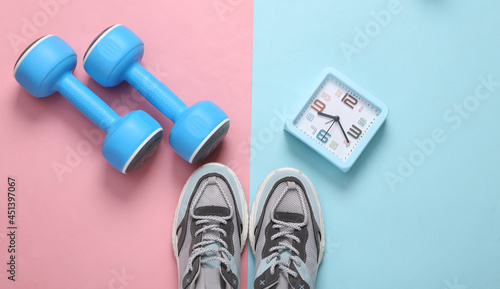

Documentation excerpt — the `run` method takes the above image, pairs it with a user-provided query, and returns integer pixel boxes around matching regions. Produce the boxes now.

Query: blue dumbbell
[83,24,230,163]
[14,35,163,173]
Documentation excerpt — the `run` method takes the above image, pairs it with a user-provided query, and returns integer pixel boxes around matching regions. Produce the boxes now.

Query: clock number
[329,140,338,150]
[341,93,358,109]
[316,129,331,144]
[311,99,326,113]
[347,125,362,139]
[311,125,317,135]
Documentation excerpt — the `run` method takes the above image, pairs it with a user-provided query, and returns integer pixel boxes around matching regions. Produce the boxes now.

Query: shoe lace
[266,183,308,278]
[187,178,234,273]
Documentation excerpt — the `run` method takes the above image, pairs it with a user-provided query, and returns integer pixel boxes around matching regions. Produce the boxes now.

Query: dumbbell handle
[124,63,188,123]
[56,73,120,132]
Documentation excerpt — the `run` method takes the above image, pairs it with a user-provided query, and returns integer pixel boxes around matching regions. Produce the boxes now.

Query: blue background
[249,0,500,288]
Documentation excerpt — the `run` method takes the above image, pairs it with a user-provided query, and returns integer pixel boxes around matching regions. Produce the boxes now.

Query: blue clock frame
[284,67,389,172]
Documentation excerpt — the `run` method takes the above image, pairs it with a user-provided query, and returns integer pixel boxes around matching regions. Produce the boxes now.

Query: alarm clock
[285,67,388,172]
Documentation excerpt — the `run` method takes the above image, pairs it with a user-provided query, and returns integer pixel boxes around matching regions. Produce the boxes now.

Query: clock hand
[322,119,336,141]
[336,118,350,143]
[317,112,337,120]
[318,112,345,141]
[318,112,340,124]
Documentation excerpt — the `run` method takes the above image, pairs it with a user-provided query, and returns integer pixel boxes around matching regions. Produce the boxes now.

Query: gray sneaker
[172,163,248,289]
[250,168,325,289]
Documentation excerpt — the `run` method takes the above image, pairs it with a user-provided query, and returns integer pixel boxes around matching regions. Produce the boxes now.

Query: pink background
[0,0,253,288]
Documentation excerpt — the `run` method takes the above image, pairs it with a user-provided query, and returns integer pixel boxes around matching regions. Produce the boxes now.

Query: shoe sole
[171,163,249,267]
[249,167,326,264]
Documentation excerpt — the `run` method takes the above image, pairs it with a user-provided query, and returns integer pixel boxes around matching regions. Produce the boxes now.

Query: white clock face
[293,76,380,161]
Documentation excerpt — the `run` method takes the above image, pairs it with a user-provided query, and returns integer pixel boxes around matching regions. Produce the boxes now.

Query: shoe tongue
[275,274,292,289]
[194,267,225,289]
[272,212,303,280]
[273,212,304,252]
[193,206,229,269]
[194,206,230,217]
[274,212,304,223]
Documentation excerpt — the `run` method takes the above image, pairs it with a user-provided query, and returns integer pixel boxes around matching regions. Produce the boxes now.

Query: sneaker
[172,163,248,289]
[249,168,325,289]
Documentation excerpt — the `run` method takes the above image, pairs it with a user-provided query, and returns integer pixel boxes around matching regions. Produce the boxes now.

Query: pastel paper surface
[249,0,500,288]
[1,0,500,289]
[0,0,252,288]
